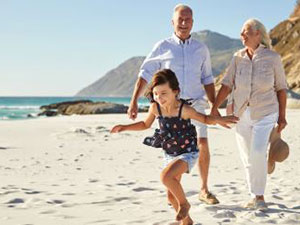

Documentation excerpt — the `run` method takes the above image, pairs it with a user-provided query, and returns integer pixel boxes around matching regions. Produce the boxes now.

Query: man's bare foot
[176,202,190,221]
[180,215,193,225]
[199,191,219,205]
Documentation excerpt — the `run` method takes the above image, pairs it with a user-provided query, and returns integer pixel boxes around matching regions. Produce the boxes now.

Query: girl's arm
[182,105,238,128]
[182,106,217,125]
[111,103,156,133]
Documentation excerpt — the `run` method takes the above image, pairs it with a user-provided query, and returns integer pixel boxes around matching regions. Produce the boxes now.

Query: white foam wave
[0,105,40,110]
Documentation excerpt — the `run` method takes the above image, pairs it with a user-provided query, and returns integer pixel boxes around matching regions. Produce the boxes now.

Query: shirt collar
[254,44,266,54]
[172,33,192,45]
[241,44,266,59]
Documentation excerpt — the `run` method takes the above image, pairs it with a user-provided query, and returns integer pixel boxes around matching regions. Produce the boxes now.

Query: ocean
[0,97,150,121]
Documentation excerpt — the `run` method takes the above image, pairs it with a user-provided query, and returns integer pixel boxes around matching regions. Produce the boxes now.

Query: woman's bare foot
[180,215,193,225]
[176,202,190,221]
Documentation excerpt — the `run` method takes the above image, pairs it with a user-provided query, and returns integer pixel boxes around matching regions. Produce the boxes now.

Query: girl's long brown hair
[145,69,180,102]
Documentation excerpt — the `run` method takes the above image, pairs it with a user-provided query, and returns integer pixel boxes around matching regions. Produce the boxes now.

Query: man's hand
[127,101,138,120]
[128,77,148,120]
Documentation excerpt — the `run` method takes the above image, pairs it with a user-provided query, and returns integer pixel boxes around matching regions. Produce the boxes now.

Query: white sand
[0,110,299,225]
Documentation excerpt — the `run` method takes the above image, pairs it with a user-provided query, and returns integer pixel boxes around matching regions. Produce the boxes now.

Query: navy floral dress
[143,100,199,157]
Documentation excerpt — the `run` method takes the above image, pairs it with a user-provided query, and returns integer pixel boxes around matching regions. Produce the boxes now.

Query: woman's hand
[110,125,125,133]
[277,116,287,133]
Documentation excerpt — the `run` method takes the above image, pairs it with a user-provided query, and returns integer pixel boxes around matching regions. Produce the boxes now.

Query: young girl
[111,69,238,225]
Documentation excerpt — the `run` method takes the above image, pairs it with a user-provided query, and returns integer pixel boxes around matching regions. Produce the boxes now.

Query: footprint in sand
[39,210,56,214]
[0,146,13,150]
[88,178,100,183]
[46,199,65,204]
[96,126,109,132]
[272,195,284,200]
[24,190,41,195]
[61,193,76,196]
[185,190,198,197]
[86,219,111,224]
[292,205,300,209]
[73,128,91,135]
[214,184,229,187]
[90,200,111,204]
[0,190,19,195]
[5,198,25,204]
[153,210,168,213]
[132,187,156,192]
[113,197,131,202]
[61,203,78,208]
[213,210,236,219]
[9,158,19,162]
[116,182,135,186]
[270,202,288,209]
[55,214,77,219]
[132,201,142,205]
[149,180,159,183]
[240,210,269,219]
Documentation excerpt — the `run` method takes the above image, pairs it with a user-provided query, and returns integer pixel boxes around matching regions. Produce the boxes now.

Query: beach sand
[0,110,299,225]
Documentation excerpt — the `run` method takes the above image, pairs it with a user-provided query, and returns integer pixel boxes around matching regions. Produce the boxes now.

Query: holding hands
[210,108,239,129]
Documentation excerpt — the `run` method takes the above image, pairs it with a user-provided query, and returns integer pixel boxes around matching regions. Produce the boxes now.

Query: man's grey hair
[173,4,193,17]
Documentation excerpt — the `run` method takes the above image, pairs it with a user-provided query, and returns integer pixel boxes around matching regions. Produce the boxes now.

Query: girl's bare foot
[176,202,190,221]
[180,215,193,225]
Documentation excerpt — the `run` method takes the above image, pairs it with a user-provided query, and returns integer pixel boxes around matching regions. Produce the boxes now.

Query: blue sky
[0,0,296,96]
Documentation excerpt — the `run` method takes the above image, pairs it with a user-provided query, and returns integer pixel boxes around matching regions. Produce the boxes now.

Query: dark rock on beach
[40,100,93,111]
[38,100,148,117]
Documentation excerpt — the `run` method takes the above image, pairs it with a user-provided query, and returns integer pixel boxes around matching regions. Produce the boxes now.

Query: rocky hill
[76,30,242,97]
[270,2,300,93]
[77,57,145,97]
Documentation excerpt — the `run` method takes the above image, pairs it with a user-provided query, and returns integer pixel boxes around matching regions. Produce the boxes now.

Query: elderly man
[128,4,219,205]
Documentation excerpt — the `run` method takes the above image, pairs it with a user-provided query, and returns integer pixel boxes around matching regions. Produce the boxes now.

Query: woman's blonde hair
[244,18,271,49]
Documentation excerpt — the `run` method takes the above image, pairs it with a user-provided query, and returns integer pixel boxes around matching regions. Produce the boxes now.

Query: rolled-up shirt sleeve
[138,41,162,83]
[273,54,288,91]
[200,46,214,85]
[221,56,236,90]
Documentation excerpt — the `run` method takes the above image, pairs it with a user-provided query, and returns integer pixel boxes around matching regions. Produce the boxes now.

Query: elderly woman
[211,18,287,210]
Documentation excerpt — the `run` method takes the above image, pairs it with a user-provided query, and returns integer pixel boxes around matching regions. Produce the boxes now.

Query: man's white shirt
[138,33,214,100]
